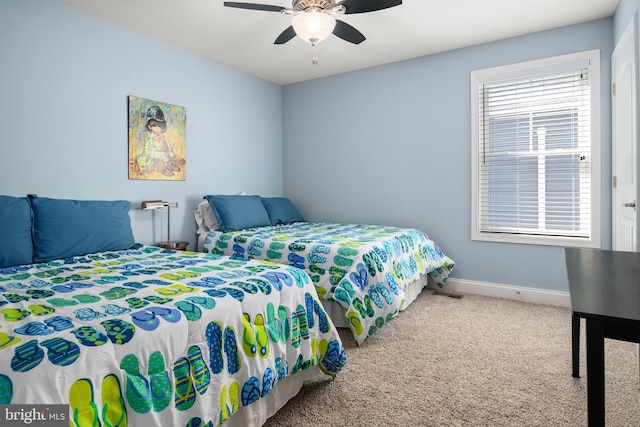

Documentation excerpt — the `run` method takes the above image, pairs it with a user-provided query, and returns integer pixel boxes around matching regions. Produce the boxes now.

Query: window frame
[471,50,601,248]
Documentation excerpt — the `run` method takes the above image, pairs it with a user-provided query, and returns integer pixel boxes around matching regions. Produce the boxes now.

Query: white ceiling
[60,0,618,85]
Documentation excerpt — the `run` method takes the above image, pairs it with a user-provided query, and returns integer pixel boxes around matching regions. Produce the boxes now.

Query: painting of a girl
[128,96,186,180]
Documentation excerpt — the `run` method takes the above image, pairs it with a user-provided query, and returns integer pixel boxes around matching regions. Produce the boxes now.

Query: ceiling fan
[223,0,403,63]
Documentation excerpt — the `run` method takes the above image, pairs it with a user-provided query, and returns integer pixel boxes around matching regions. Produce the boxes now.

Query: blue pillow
[204,195,271,232]
[0,196,34,268]
[262,197,305,225]
[30,196,135,262]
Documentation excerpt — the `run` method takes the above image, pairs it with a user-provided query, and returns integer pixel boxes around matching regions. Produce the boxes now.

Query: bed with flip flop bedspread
[202,221,454,346]
[0,245,346,426]
[0,195,346,427]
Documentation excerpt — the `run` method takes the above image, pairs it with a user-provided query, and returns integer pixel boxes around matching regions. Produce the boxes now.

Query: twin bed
[196,195,455,346]
[0,195,346,426]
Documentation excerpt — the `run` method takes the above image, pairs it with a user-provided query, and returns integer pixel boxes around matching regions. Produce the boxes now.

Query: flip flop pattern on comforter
[0,245,346,426]
[202,222,455,345]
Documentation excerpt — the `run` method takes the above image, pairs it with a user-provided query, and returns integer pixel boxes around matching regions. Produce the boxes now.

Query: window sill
[472,231,600,248]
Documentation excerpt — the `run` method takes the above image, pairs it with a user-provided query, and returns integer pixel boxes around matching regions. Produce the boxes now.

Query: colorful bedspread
[0,245,346,426]
[202,222,455,345]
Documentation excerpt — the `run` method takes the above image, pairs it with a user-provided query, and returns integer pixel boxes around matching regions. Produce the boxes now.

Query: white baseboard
[433,278,571,308]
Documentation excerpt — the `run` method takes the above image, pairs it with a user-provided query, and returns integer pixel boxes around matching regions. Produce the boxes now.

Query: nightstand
[157,241,189,251]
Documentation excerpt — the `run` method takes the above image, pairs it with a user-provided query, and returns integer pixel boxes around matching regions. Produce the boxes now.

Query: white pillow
[195,200,219,234]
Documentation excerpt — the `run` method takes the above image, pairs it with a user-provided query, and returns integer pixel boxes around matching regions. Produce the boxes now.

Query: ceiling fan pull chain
[311,40,319,65]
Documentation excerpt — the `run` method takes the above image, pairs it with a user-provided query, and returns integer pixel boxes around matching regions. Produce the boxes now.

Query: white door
[612,16,639,252]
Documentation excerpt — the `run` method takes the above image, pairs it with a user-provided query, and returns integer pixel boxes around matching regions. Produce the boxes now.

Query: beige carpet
[264,291,640,426]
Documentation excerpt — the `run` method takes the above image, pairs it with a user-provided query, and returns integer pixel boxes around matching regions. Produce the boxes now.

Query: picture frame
[128,96,186,181]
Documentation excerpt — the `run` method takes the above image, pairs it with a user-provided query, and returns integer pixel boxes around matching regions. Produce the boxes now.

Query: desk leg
[586,318,605,426]
[572,313,580,378]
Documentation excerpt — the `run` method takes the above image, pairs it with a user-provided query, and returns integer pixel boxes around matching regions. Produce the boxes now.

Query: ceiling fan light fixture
[291,11,336,44]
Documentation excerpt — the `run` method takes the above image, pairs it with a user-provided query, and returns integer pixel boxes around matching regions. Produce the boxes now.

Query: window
[471,51,600,247]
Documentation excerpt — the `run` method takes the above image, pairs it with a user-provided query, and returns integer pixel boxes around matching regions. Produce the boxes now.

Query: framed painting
[128,96,186,180]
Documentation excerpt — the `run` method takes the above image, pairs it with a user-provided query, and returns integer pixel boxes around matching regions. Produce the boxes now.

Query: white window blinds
[472,51,600,247]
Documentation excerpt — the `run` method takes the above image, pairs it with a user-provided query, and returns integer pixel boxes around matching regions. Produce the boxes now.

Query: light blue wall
[282,19,614,293]
[614,0,639,42]
[0,0,283,250]
[0,0,623,294]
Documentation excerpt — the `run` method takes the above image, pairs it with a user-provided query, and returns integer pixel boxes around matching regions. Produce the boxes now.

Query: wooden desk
[565,247,640,426]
